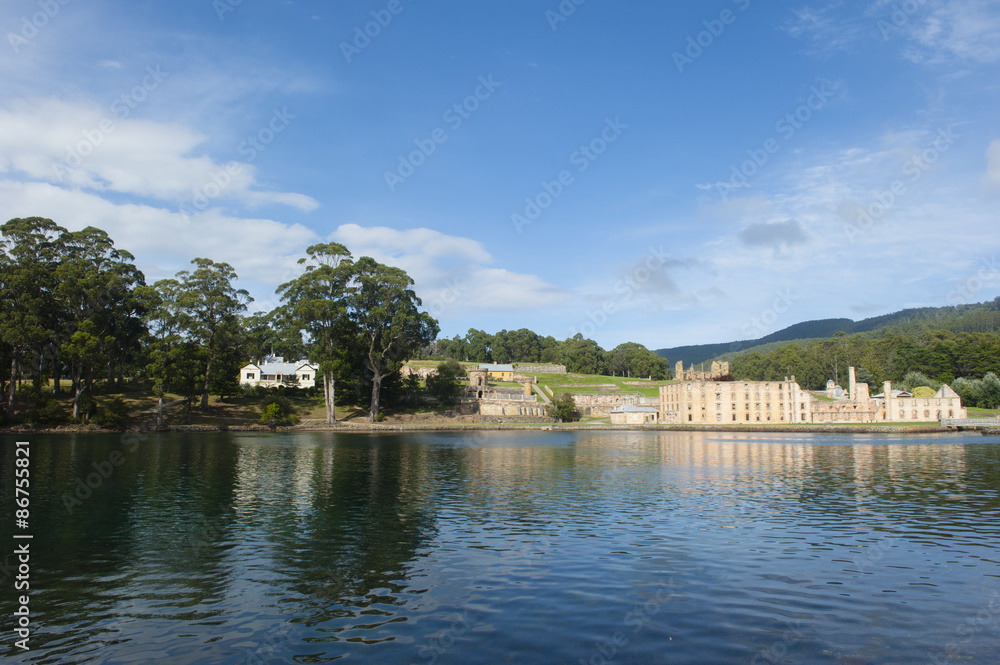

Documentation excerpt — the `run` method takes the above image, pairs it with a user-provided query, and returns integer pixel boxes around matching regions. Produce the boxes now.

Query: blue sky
[2,0,998,350]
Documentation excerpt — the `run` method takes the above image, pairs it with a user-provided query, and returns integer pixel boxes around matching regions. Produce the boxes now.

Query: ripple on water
[5,431,1000,664]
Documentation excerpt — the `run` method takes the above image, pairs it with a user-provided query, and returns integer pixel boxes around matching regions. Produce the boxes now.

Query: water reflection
[1,431,999,664]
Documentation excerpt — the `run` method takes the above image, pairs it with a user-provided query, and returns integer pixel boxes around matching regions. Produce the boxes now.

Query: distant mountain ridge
[655,299,1000,368]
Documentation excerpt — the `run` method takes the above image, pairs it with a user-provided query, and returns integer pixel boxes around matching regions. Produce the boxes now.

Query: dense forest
[0,217,668,426]
[729,327,1000,407]
[0,218,437,424]
[659,299,1000,367]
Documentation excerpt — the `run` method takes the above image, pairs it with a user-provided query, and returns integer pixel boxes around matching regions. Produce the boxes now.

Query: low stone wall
[514,363,567,374]
[479,402,548,418]
[459,415,557,424]
[571,392,644,416]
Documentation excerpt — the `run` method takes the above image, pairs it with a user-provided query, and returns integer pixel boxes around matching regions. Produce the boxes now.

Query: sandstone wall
[514,363,567,374]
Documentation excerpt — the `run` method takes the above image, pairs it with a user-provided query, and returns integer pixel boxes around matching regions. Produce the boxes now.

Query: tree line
[729,328,1000,407]
[0,219,436,424]
[0,218,668,426]
[431,332,671,379]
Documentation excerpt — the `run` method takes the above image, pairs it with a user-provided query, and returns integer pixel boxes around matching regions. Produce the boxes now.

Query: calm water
[2,430,1000,664]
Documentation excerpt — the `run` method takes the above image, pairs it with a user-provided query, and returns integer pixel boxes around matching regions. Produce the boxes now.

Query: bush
[95,396,130,429]
[426,360,465,405]
[547,393,579,422]
[980,373,1000,409]
[76,393,97,421]
[902,371,940,392]
[25,397,66,425]
[260,396,298,427]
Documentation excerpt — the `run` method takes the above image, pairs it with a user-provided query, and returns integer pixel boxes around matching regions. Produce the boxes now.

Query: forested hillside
[657,298,1000,367]
[730,329,1000,391]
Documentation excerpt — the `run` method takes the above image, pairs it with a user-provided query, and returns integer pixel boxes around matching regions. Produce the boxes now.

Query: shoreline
[1,423,986,436]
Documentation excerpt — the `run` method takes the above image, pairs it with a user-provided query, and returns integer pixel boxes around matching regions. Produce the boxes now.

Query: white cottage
[240,356,318,389]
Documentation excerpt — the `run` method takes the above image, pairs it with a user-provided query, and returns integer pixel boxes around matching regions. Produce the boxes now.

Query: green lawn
[967,407,1000,417]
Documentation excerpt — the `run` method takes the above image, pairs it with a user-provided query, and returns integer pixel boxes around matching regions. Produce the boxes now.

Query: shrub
[260,396,298,427]
[980,373,1000,409]
[426,360,465,405]
[76,393,97,421]
[547,393,579,422]
[95,397,130,429]
[902,371,940,392]
[25,397,66,425]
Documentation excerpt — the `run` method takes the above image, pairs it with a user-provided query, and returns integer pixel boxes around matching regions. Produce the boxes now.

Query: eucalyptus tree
[139,278,185,428]
[56,226,146,419]
[0,217,68,420]
[175,259,252,410]
[348,256,439,421]
[276,243,354,425]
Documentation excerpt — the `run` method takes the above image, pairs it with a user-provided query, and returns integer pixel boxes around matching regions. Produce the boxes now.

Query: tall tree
[348,257,439,421]
[56,227,145,419]
[175,259,252,410]
[277,243,354,425]
[607,342,669,379]
[138,279,186,428]
[559,334,606,375]
[0,218,67,420]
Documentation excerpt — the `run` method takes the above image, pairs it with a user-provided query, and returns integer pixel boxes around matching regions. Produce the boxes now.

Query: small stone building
[610,405,660,425]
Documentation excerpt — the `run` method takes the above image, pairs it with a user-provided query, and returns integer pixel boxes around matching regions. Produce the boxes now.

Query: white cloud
[903,0,1000,64]
[0,98,317,212]
[784,0,1000,65]
[328,223,569,312]
[782,4,869,56]
[0,180,318,288]
[985,140,1000,190]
